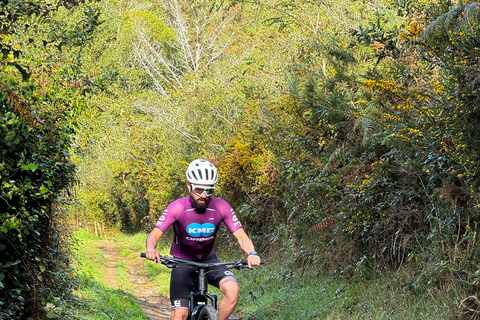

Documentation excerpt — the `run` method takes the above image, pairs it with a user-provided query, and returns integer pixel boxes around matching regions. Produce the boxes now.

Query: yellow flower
[363,80,377,89]
[399,31,410,41]
[408,21,423,36]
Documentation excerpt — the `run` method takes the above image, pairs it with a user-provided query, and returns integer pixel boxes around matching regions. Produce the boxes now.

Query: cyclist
[145,159,261,320]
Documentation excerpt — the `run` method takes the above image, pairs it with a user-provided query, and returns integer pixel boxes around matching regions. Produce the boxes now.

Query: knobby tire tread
[197,305,219,320]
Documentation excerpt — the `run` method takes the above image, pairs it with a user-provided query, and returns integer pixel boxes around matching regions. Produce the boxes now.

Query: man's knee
[172,308,188,320]
[220,277,239,298]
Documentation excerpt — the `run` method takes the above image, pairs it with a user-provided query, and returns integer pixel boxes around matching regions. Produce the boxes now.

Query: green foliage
[0,0,103,318]
[0,97,78,319]
[71,0,253,233]
[326,0,480,303]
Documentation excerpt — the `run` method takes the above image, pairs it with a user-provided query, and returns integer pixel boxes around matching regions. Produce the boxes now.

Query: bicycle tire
[196,305,219,320]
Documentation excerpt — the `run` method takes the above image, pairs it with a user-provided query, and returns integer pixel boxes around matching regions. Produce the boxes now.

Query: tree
[128,0,241,95]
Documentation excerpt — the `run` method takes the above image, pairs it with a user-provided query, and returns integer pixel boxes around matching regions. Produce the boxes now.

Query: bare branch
[135,101,203,144]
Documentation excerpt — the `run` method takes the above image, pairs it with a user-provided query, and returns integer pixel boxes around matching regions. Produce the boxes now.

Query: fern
[421,2,480,47]
[322,144,346,175]
[0,80,45,125]
[353,113,376,147]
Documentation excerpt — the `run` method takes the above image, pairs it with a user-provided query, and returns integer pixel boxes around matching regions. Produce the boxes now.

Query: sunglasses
[191,184,215,197]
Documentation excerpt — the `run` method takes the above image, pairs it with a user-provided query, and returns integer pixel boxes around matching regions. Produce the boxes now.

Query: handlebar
[140,252,264,269]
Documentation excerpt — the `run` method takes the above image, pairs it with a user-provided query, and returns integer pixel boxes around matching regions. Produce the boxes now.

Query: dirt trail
[96,240,171,320]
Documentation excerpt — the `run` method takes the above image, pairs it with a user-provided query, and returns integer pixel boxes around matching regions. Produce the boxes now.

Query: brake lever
[233,258,265,269]
[161,256,179,268]
[231,259,249,269]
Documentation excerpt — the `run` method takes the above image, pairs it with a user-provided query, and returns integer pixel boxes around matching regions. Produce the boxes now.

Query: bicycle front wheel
[196,305,219,320]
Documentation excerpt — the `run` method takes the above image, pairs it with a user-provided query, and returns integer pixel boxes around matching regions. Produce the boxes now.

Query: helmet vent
[191,171,198,181]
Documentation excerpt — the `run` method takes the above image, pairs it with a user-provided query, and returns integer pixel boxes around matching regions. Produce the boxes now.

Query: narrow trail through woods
[96,240,171,320]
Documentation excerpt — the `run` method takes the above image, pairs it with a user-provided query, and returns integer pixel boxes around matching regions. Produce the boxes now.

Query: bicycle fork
[189,268,218,316]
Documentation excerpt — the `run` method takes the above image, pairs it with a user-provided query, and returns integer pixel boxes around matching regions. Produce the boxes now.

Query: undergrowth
[236,257,462,319]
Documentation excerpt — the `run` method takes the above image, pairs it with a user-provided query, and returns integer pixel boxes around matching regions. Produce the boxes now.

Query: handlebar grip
[240,258,265,265]
[141,252,160,262]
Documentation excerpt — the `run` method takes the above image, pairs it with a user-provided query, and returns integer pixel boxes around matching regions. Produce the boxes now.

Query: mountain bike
[140,253,264,320]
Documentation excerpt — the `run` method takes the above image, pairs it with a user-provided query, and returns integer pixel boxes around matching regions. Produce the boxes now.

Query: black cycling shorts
[170,253,236,310]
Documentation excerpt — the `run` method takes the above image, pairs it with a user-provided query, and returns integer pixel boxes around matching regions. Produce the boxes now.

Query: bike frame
[188,261,218,318]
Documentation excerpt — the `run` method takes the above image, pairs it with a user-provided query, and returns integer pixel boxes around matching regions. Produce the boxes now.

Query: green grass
[114,232,150,254]
[235,262,460,319]
[116,260,135,292]
[143,261,171,296]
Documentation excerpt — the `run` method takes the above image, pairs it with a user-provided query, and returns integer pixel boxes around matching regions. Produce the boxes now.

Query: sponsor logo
[231,209,242,227]
[186,236,214,242]
[156,211,168,227]
[233,221,242,228]
[186,223,216,237]
[173,300,182,308]
[224,271,234,276]
[156,213,167,227]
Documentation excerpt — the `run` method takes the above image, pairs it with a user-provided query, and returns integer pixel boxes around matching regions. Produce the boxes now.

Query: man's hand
[146,249,161,262]
[247,254,261,268]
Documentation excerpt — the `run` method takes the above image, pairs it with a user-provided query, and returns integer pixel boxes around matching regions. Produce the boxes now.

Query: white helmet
[186,159,218,185]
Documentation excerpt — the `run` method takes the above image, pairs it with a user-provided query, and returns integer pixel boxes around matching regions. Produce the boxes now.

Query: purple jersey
[154,197,243,261]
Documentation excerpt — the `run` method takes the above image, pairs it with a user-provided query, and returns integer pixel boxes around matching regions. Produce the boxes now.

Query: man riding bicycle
[145,159,261,320]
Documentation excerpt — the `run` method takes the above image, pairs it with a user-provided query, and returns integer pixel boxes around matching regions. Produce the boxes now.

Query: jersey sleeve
[154,199,183,233]
[216,199,243,233]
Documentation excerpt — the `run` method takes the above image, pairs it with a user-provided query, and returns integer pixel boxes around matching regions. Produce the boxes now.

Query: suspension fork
[190,268,217,310]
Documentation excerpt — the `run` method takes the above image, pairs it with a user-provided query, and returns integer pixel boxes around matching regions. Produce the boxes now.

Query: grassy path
[74,230,172,319]
[95,240,171,319]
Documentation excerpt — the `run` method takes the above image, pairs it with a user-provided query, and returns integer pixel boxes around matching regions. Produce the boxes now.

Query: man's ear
[186,182,192,191]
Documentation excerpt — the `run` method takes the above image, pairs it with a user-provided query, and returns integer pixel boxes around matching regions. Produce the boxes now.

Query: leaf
[8,62,31,81]
[39,185,49,194]
[3,260,21,268]
[24,163,38,171]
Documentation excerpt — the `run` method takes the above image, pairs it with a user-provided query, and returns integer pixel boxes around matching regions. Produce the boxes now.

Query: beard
[189,194,211,213]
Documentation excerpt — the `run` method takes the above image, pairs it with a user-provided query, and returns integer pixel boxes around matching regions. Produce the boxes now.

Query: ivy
[0,0,102,318]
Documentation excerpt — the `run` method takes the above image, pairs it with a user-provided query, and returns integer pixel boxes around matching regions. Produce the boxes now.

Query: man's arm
[145,228,163,261]
[232,229,261,268]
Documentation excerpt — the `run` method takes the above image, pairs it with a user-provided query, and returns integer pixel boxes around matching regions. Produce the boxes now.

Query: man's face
[188,183,214,213]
